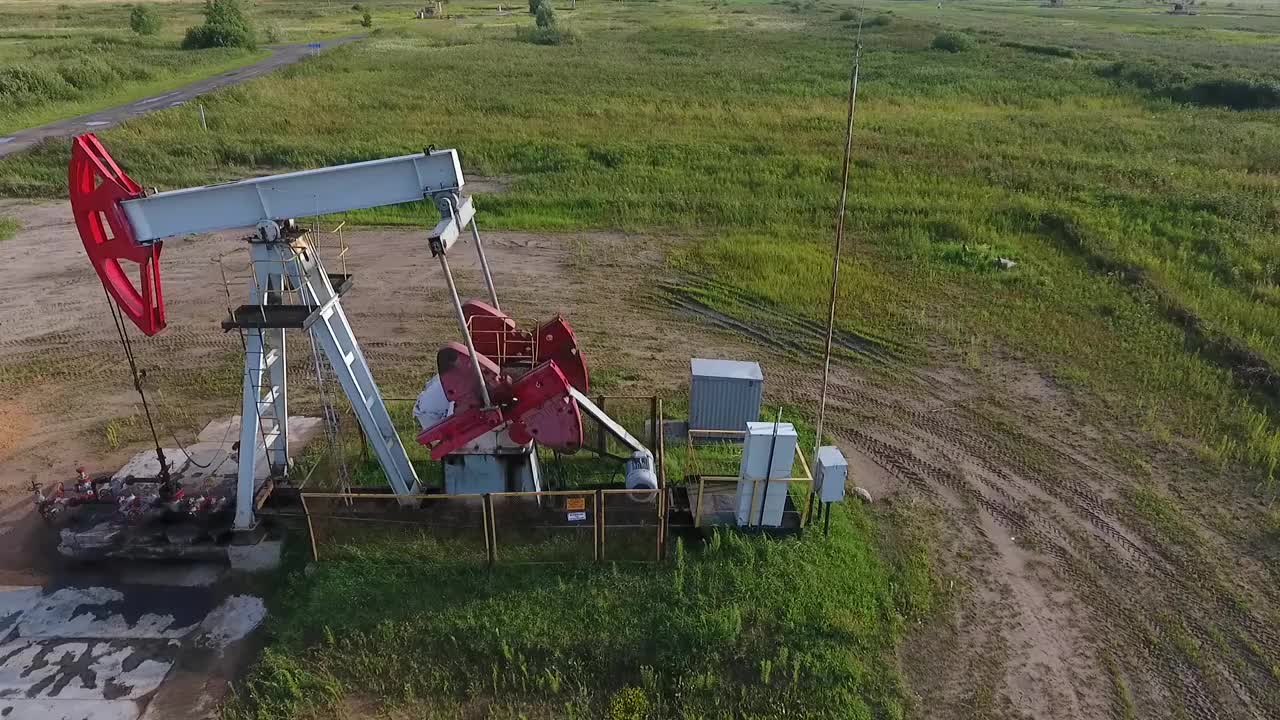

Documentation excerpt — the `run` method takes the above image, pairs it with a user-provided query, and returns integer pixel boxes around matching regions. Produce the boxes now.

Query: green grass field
[0,1,286,134]
[237,393,936,719]
[4,0,1280,717]
[10,0,1274,486]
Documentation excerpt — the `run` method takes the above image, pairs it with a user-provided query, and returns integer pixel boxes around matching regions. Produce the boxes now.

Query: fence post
[596,396,607,453]
[694,477,706,528]
[481,494,492,565]
[649,395,659,450]
[655,488,663,562]
[656,398,666,560]
[300,493,319,562]
[592,491,601,562]
[485,493,497,565]
[597,489,605,562]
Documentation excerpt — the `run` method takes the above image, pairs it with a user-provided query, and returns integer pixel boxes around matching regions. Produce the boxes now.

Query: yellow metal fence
[301,487,666,565]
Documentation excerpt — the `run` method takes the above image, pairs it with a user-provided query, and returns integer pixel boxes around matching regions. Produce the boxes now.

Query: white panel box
[815,446,848,503]
[735,422,798,527]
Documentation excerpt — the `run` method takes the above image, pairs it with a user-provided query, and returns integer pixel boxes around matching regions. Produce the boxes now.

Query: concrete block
[111,450,187,484]
[227,540,283,573]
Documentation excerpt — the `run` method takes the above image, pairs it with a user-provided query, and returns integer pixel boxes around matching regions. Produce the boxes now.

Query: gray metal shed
[689,358,764,433]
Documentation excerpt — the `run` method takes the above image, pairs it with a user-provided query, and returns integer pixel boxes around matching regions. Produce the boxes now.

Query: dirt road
[0,36,362,159]
[2,199,1278,719]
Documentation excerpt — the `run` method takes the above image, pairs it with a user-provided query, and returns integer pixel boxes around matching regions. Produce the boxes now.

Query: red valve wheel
[69,134,165,336]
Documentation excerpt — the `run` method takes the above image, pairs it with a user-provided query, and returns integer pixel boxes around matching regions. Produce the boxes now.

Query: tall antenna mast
[812,7,866,476]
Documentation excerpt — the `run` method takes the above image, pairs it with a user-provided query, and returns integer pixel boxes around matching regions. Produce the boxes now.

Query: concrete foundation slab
[0,638,177,699]
[16,586,201,640]
[227,539,283,573]
[0,581,267,720]
[110,451,187,485]
[0,698,143,720]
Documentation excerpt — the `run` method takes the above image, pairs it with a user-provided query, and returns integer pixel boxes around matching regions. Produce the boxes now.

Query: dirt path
[0,35,363,159]
[3,200,1278,719]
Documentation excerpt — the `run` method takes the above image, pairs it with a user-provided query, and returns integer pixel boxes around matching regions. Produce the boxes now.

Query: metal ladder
[232,233,419,530]
[233,248,292,530]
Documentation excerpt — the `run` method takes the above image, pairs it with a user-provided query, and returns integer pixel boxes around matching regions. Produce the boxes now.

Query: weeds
[0,216,18,242]
[229,497,932,718]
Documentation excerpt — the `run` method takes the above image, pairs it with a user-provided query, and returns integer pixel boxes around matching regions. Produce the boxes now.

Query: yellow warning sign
[566,497,586,511]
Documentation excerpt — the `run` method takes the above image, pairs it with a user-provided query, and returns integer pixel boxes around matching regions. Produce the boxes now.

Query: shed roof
[817,445,847,469]
[691,358,763,381]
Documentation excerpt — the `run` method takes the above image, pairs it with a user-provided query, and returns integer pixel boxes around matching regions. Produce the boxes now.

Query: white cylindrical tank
[413,375,454,430]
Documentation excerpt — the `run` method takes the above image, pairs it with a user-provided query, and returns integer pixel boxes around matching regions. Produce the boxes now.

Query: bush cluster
[931,31,973,53]
[1001,40,1074,58]
[535,2,556,28]
[129,4,162,36]
[1100,60,1280,110]
[58,56,119,90]
[520,0,577,45]
[0,50,160,109]
[183,0,256,50]
[0,65,76,106]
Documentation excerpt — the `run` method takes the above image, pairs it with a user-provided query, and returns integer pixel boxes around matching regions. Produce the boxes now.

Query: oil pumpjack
[66,134,655,545]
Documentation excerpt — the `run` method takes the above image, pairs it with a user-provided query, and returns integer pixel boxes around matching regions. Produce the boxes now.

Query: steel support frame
[234,236,420,530]
[235,262,289,530]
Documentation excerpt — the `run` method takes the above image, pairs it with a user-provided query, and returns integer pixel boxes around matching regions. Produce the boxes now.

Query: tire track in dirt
[656,275,908,367]
[668,274,1280,719]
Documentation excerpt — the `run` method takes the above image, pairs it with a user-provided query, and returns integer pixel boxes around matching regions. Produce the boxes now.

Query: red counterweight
[416,342,584,460]
[69,134,165,336]
[461,300,589,393]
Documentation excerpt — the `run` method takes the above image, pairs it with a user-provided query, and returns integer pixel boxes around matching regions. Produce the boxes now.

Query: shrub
[0,65,77,105]
[129,4,162,35]
[263,22,285,43]
[1184,77,1280,110]
[182,0,256,50]
[606,687,650,720]
[837,8,856,20]
[529,0,543,13]
[1099,60,1280,110]
[360,11,373,27]
[865,13,890,26]
[351,3,365,10]
[58,56,121,90]
[184,23,255,49]
[932,31,973,52]
[535,2,556,28]
[1001,41,1074,58]
[518,24,578,45]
